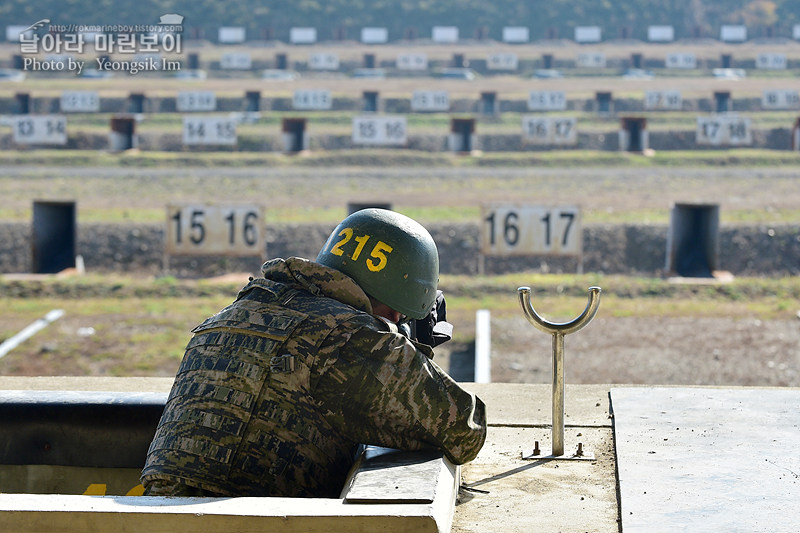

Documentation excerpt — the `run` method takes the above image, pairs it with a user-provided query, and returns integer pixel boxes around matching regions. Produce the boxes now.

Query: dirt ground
[1,165,799,387]
[463,315,800,387]
[4,166,800,221]
[2,279,798,388]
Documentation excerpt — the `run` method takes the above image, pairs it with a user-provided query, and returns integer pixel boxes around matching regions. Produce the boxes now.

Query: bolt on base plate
[521,442,596,462]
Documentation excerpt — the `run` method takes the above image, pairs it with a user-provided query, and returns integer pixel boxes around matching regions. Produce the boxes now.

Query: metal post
[475,310,492,383]
[552,331,565,455]
[518,286,601,460]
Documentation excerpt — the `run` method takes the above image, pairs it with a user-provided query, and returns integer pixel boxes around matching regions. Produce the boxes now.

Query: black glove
[405,290,453,348]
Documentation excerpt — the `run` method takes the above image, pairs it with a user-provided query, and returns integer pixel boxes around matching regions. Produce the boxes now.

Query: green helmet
[316,208,439,320]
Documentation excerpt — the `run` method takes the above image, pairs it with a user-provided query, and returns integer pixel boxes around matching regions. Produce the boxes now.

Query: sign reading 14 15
[166,204,263,257]
[182,117,237,146]
[481,205,582,256]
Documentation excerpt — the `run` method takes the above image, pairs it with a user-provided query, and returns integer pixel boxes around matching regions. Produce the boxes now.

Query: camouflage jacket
[141,257,486,498]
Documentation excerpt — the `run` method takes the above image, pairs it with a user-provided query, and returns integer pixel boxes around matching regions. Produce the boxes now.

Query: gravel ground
[483,315,800,387]
[2,290,798,387]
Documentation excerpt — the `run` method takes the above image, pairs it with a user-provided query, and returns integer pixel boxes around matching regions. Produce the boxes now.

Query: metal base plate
[521,448,595,461]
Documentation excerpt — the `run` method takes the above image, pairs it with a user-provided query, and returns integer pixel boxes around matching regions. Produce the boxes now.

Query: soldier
[141,208,487,498]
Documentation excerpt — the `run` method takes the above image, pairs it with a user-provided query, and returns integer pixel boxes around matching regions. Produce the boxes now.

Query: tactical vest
[141,278,362,497]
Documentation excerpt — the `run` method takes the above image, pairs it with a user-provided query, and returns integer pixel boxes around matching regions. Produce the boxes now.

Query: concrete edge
[0,378,459,533]
[0,457,457,533]
[0,494,441,533]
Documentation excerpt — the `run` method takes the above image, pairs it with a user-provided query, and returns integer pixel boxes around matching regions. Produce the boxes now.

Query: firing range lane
[1,166,798,218]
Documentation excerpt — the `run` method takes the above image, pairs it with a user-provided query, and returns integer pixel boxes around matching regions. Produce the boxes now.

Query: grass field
[2,153,800,226]
[2,272,798,378]
[1,38,799,384]
[2,110,797,136]
[1,158,798,385]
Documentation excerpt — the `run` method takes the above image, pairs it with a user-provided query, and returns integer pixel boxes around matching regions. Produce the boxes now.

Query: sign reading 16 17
[166,204,263,256]
[481,205,582,256]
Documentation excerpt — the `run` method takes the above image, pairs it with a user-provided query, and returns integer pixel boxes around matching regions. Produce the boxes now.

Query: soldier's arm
[312,317,487,464]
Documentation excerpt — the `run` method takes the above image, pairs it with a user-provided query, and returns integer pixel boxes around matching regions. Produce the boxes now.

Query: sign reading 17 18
[166,204,263,257]
[481,205,582,256]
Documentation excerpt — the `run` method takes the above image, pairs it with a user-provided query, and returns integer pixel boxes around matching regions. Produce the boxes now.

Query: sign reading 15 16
[166,204,263,256]
[481,205,582,256]
[352,116,407,145]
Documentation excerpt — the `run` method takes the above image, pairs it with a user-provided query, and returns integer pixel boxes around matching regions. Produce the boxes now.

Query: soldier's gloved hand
[413,290,453,348]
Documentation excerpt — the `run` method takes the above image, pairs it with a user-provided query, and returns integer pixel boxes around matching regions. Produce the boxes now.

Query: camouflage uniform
[141,257,486,498]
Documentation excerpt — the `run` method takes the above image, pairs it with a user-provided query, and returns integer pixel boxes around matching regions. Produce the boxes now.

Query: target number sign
[176,91,216,112]
[696,116,752,146]
[13,115,67,145]
[352,116,407,145]
[182,117,237,145]
[166,204,263,256]
[481,205,582,256]
[522,117,577,145]
[61,91,100,112]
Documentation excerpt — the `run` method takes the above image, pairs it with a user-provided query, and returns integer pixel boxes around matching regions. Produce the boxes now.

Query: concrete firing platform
[1,378,798,532]
[456,383,618,533]
[0,377,459,533]
[612,387,800,533]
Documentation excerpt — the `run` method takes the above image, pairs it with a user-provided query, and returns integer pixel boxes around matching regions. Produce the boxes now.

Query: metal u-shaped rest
[518,286,601,460]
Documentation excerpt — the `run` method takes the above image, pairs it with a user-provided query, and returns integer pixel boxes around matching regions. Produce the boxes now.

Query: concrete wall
[0,129,796,152]
[2,93,796,152]
[2,222,797,278]
[0,94,788,115]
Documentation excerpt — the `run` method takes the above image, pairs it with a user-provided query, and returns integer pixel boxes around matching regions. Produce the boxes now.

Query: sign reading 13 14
[481,205,582,256]
[166,204,263,257]
[13,115,67,145]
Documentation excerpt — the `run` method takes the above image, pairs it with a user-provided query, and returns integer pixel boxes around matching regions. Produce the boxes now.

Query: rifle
[399,290,453,348]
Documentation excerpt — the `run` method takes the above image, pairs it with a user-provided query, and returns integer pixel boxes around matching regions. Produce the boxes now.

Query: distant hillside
[1,0,794,42]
